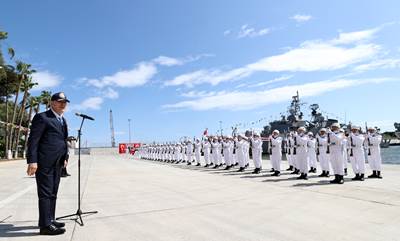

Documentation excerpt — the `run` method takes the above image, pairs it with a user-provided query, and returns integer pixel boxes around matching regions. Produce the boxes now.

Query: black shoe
[234,162,239,166]
[308,168,313,173]
[368,170,377,178]
[52,220,65,228]
[245,163,249,168]
[352,174,360,181]
[326,171,330,177]
[252,168,260,174]
[338,175,344,184]
[196,163,201,166]
[40,224,65,235]
[187,162,191,165]
[312,168,317,173]
[318,171,326,177]
[286,166,294,171]
[271,171,280,177]
[360,174,365,181]
[224,166,230,170]
[303,174,308,180]
[213,165,219,169]
[204,164,209,167]
[296,174,304,180]
[269,168,275,173]
[237,167,245,172]
[376,171,383,179]
[330,175,339,184]
[210,163,214,166]
[344,168,348,176]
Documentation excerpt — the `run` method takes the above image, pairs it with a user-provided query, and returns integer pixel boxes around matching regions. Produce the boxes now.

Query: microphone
[75,112,95,121]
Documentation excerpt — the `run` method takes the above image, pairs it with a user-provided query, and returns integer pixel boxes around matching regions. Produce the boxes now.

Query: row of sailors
[137,123,382,184]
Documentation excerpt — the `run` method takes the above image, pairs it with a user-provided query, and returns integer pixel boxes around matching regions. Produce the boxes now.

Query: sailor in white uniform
[269,130,282,176]
[294,127,309,180]
[348,126,366,181]
[202,138,211,167]
[327,123,345,184]
[194,138,202,166]
[250,132,263,174]
[316,128,330,177]
[307,132,317,173]
[365,127,383,178]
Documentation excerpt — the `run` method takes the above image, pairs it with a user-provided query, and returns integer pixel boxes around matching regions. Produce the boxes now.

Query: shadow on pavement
[0,223,38,237]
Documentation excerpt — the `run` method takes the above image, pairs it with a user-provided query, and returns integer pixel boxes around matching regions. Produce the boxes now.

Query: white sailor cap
[351,126,360,130]
[368,127,376,131]
[319,128,327,132]
[307,132,314,136]
[298,126,306,132]
[272,130,280,134]
[339,128,345,133]
[331,123,340,128]
[253,132,260,136]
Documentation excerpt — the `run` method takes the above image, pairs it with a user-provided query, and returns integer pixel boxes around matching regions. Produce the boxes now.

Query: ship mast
[110,109,116,147]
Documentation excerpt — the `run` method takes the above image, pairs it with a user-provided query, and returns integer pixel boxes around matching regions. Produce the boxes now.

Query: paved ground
[1,152,400,241]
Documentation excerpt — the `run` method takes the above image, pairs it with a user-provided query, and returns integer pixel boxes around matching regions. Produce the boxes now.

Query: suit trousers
[35,159,63,227]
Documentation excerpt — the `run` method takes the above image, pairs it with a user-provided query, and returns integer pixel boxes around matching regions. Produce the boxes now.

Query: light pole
[219,121,223,136]
[128,119,131,144]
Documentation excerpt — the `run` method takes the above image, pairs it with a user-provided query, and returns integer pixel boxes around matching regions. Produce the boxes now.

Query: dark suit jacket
[27,109,69,167]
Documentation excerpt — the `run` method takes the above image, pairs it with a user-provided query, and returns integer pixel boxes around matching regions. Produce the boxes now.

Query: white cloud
[163,78,393,111]
[87,62,157,88]
[238,25,270,38]
[331,28,380,45]
[102,87,119,99]
[166,27,381,88]
[31,71,62,91]
[247,43,379,72]
[153,56,183,66]
[69,97,104,111]
[353,58,400,72]
[223,30,231,36]
[248,75,294,88]
[290,14,312,23]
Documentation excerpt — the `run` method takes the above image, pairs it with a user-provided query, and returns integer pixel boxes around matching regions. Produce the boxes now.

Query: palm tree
[7,61,35,158]
[40,90,52,110]
[12,76,37,157]
[23,95,40,156]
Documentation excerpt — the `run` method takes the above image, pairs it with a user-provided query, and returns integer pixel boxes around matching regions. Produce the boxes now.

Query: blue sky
[2,0,400,145]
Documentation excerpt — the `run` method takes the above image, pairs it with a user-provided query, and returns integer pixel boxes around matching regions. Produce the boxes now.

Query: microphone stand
[56,116,98,226]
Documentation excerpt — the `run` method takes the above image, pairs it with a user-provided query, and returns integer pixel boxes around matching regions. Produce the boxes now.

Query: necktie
[57,117,63,125]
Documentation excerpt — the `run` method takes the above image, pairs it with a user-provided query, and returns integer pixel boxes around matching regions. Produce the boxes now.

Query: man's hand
[27,163,38,176]
[64,160,68,168]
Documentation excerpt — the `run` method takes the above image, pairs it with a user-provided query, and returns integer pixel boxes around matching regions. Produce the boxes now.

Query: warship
[260,91,340,137]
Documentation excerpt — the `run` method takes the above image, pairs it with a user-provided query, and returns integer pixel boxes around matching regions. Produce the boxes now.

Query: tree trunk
[4,88,9,158]
[7,75,23,158]
[13,90,28,157]
[24,105,34,155]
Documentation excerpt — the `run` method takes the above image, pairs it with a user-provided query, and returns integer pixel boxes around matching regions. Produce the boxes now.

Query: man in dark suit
[26,92,70,235]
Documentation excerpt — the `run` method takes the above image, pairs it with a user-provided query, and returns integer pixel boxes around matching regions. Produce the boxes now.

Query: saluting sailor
[348,126,366,181]
[365,127,383,178]
[327,123,346,184]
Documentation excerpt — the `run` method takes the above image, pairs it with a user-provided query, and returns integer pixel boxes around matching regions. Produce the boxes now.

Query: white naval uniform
[328,131,345,176]
[366,133,383,171]
[222,141,231,166]
[187,143,194,163]
[342,138,349,171]
[202,141,211,165]
[295,133,309,174]
[236,139,246,168]
[194,142,201,164]
[270,136,282,171]
[308,138,317,169]
[286,136,294,168]
[316,134,330,172]
[348,133,366,175]
[251,137,263,169]
[211,141,220,165]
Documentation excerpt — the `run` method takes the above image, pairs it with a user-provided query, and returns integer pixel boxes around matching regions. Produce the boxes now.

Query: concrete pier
[0,153,399,241]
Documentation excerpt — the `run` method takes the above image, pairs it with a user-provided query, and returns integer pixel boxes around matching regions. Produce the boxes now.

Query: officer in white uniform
[236,135,246,172]
[316,128,330,177]
[211,137,220,168]
[194,138,202,166]
[186,140,194,165]
[307,132,317,173]
[294,127,309,180]
[348,126,366,181]
[366,127,383,178]
[222,137,232,169]
[202,138,211,167]
[251,132,263,174]
[327,123,345,184]
[269,130,282,176]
